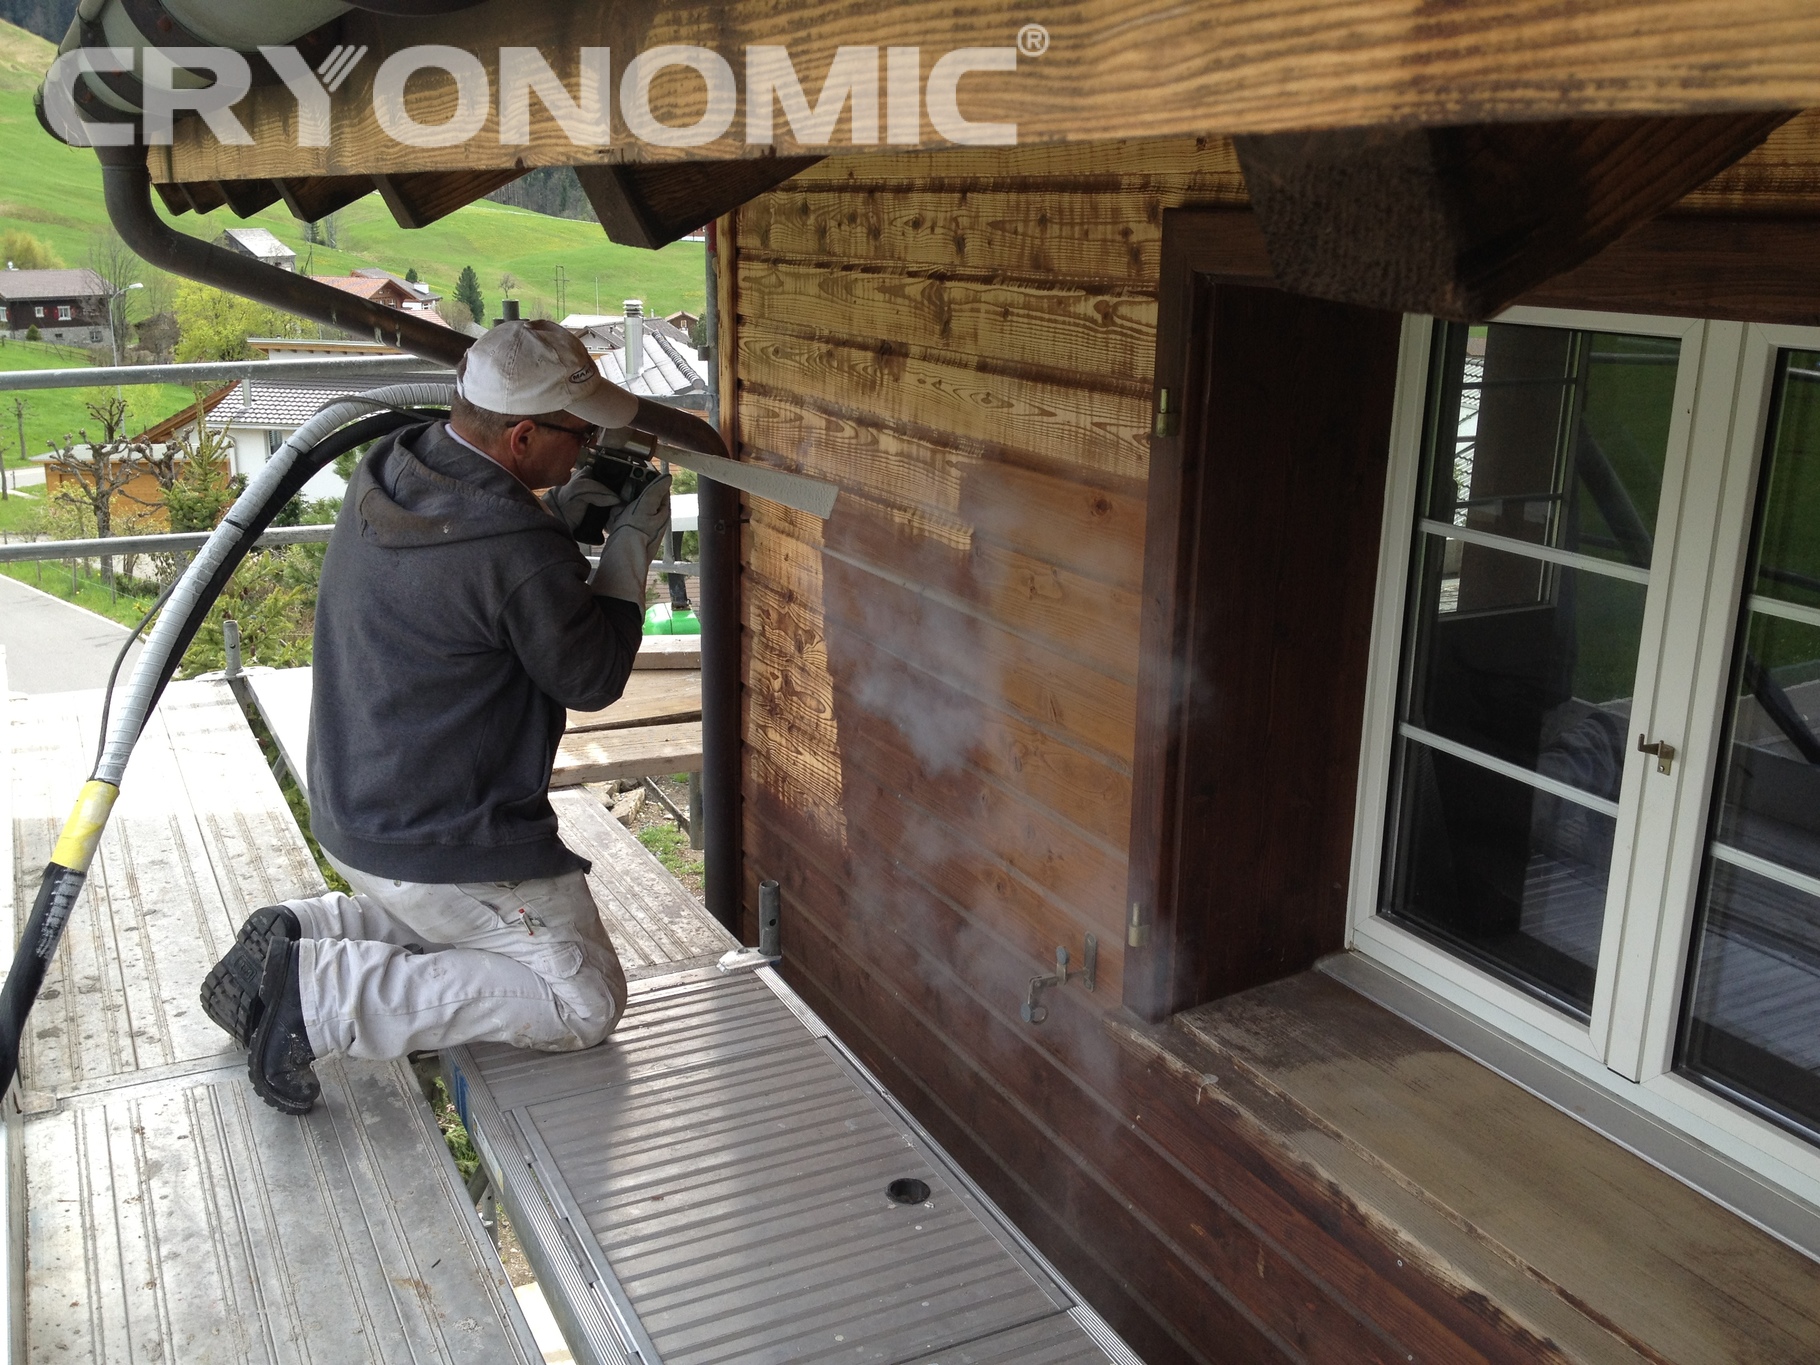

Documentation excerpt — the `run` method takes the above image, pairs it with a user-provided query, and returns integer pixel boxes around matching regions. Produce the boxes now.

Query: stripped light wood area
[734,139,1241,1055]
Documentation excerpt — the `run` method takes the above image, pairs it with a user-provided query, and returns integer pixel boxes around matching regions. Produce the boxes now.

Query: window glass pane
[1386,738,1612,1013]
[1407,532,1647,789]
[1714,615,1820,883]
[1382,320,1679,1018]
[1428,323,1676,571]
[1753,352,1820,611]
[1680,352,1820,1141]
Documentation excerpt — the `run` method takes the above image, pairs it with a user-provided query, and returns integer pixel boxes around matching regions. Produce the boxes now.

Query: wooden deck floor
[5,674,734,1362]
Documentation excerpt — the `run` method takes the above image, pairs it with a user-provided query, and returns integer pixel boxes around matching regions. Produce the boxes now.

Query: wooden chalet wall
[729,143,1564,1364]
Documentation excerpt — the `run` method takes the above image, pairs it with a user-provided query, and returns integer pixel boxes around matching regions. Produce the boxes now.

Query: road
[0,573,142,693]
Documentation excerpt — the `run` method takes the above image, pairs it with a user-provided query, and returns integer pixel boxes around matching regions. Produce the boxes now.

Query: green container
[643,603,702,635]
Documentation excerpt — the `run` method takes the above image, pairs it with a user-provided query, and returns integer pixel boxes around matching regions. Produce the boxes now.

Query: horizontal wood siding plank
[737,328,1150,484]
[792,138,1249,193]
[739,260,1160,381]
[741,390,1148,590]
[742,189,1169,283]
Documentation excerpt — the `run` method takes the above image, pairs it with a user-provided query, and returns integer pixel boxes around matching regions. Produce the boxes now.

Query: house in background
[0,267,110,347]
[215,227,296,272]
[350,266,442,313]
[562,300,707,408]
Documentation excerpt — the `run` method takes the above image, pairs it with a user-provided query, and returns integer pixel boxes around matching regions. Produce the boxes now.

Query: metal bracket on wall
[1021,935,1098,1024]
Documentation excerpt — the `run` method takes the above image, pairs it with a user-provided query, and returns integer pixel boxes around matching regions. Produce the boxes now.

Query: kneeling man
[201,319,670,1113]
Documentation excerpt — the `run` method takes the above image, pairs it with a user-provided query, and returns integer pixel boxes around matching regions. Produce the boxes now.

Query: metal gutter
[98,146,473,364]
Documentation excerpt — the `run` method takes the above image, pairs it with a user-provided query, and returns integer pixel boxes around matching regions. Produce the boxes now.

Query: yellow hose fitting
[50,780,119,872]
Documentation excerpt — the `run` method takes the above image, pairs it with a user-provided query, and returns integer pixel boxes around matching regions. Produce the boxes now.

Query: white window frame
[55,304,72,322]
[1347,308,1820,1215]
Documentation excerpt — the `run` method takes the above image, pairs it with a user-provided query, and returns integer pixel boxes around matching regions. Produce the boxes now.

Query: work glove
[541,471,621,540]
[588,474,671,603]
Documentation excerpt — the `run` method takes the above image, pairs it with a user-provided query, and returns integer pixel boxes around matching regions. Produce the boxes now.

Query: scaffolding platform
[4,679,541,1363]
[4,668,1137,1365]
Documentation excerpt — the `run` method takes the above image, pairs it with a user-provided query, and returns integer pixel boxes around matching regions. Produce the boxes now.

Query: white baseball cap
[455,318,640,430]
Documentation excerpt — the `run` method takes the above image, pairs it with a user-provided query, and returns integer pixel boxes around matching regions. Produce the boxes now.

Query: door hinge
[1153,388,1178,438]
[1126,900,1150,948]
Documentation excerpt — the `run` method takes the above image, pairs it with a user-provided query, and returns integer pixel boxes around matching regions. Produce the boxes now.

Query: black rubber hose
[129,410,425,739]
[0,407,435,1096]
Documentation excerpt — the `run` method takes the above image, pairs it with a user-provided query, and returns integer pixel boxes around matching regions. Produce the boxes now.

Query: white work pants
[288,856,627,1061]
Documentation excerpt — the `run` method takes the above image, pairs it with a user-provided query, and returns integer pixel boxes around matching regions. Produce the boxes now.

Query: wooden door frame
[1124,210,1404,1022]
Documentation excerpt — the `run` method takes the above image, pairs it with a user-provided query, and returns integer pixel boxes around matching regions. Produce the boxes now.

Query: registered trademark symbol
[1017,24,1050,57]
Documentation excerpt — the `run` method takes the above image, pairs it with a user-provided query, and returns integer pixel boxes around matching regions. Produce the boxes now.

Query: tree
[0,230,61,270]
[498,272,518,301]
[40,394,154,587]
[454,265,484,325]
[162,410,236,533]
[404,266,420,284]
[87,228,143,366]
[173,279,304,362]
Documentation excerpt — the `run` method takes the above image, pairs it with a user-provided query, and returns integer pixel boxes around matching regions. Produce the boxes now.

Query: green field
[0,20,703,452]
[0,338,201,466]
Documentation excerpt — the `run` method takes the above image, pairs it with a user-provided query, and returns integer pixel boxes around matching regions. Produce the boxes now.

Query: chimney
[623,299,643,383]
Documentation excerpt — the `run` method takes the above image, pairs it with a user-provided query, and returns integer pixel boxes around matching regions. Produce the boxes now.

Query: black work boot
[247,938,319,1115]
[200,905,301,1047]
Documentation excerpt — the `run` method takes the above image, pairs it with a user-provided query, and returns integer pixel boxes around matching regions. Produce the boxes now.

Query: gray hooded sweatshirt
[307,421,643,883]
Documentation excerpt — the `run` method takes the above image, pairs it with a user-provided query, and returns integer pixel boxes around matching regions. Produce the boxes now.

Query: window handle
[1637,733,1677,775]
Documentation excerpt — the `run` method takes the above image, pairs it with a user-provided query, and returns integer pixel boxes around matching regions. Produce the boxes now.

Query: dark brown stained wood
[744,584,1135,849]
[576,157,822,250]
[174,180,228,215]
[575,164,667,250]
[742,445,1144,682]
[1517,216,1820,325]
[151,181,192,217]
[1127,212,1400,1022]
[214,179,282,219]
[277,175,375,224]
[373,168,525,230]
[1234,113,1793,318]
[743,791,1579,1365]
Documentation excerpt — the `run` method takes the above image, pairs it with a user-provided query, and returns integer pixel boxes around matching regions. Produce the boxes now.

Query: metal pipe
[221,617,242,678]
[0,524,336,561]
[698,222,741,935]
[96,147,736,463]
[0,356,453,393]
[98,145,472,364]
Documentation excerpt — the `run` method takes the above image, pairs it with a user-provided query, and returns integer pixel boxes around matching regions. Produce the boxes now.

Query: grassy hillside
[0,20,704,451]
[0,337,198,467]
